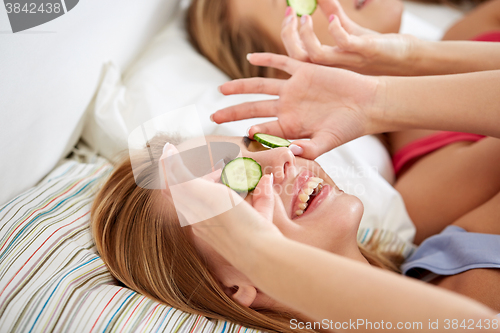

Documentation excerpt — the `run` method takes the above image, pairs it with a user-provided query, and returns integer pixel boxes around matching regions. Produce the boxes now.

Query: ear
[228,285,258,308]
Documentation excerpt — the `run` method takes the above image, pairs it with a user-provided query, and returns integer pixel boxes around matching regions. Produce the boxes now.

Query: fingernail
[163,143,175,157]
[300,15,308,25]
[285,6,292,16]
[217,85,222,94]
[210,114,215,122]
[285,14,293,25]
[269,173,274,185]
[289,144,304,156]
[246,127,252,137]
[329,14,335,23]
[163,142,171,154]
[246,53,252,61]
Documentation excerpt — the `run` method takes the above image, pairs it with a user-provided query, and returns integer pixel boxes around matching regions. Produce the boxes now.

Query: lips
[291,170,327,218]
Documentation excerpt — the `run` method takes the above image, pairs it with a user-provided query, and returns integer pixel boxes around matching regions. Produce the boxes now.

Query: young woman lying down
[91,130,500,332]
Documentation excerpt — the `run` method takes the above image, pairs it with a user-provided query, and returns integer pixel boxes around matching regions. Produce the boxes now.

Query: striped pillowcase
[0,158,260,333]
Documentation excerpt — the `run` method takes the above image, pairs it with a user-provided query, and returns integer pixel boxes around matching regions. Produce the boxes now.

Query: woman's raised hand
[212,53,383,159]
[160,143,283,264]
[282,0,420,75]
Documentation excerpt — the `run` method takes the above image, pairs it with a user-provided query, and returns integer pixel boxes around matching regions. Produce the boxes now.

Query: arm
[213,54,500,159]
[413,40,500,75]
[162,147,498,331]
[282,0,500,76]
[377,70,500,138]
[244,234,498,331]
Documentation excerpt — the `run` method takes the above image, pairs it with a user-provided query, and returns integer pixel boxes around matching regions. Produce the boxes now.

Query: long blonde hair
[186,0,282,79]
[91,136,316,333]
[91,135,402,333]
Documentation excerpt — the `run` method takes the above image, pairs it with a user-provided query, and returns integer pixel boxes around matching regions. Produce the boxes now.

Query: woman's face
[230,0,403,47]
[183,136,365,309]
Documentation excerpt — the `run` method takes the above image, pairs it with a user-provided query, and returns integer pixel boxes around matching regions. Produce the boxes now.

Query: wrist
[396,34,424,76]
[367,76,391,135]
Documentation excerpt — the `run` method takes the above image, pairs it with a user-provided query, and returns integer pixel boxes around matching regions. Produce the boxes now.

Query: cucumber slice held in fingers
[287,0,318,16]
[254,133,291,148]
[221,157,263,192]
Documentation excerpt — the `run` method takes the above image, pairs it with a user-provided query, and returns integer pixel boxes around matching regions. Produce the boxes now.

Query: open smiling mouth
[295,177,324,217]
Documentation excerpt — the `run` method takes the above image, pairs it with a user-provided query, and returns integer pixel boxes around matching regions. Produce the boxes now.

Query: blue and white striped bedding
[0,158,260,333]
[0,156,414,333]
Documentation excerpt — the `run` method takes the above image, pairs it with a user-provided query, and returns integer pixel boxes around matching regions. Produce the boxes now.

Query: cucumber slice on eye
[287,0,318,16]
[254,133,291,148]
[221,157,263,192]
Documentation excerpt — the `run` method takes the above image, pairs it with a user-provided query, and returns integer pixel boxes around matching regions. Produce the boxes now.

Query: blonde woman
[91,134,404,333]
[186,0,500,79]
[188,0,500,245]
[91,129,500,333]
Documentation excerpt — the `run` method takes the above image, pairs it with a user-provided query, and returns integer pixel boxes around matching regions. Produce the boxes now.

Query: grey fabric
[402,225,500,281]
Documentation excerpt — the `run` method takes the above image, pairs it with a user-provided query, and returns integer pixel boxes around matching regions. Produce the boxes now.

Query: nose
[251,147,296,184]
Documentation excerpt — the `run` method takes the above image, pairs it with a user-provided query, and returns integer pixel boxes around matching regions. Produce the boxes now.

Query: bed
[0,1,465,332]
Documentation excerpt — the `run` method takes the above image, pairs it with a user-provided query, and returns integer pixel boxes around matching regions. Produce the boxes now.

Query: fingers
[300,15,324,64]
[247,53,301,75]
[202,168,223,183]
[251,174,275,221]
[213,100,278,124]
[295,14,364,67]
[288,132,342,160]
[318,0,370,36]
[281,7,309,62]
[160,143,195,185]
[248,120,286,140]
[219,77,284,96]
[328,16,364,52]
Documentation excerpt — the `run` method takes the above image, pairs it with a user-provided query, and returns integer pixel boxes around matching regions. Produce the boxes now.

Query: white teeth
[295,177,325,217]
[299,193,309,202]
[305,187,315,196]
[298,202,308,210]
[307,181,319,188]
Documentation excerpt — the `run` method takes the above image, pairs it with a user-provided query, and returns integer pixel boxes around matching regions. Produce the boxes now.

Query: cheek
[324,195,364,236]
[271,194,363,253]
[339,0,403,34]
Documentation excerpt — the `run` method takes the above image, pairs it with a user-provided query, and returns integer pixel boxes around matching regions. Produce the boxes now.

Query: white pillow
[0,0,181,206]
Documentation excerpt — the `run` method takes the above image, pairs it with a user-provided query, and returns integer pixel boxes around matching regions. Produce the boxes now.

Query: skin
[176,135,367,310]
[164,133,500,320]
[230,0,403,51]
[186,0,500,317]
[231,0,500,245]
[207,50,500,312]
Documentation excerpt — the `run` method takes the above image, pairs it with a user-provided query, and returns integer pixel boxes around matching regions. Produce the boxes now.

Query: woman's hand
[282,0,420,75]
[160,143,283,264]
[212,53,384,159]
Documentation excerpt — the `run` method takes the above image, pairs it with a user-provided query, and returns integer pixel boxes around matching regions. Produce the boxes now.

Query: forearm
[376,70,500,138]
[241,235,497,331]
[413,40,500,75]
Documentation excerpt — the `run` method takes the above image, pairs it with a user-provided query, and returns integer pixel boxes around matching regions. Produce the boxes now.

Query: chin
[388,0,404,33]
[372,0,404,33]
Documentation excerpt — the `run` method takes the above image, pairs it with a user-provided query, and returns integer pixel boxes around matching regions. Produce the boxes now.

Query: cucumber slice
[287,0,317,16]
[221,157,262,192]
[254,133,291,148]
